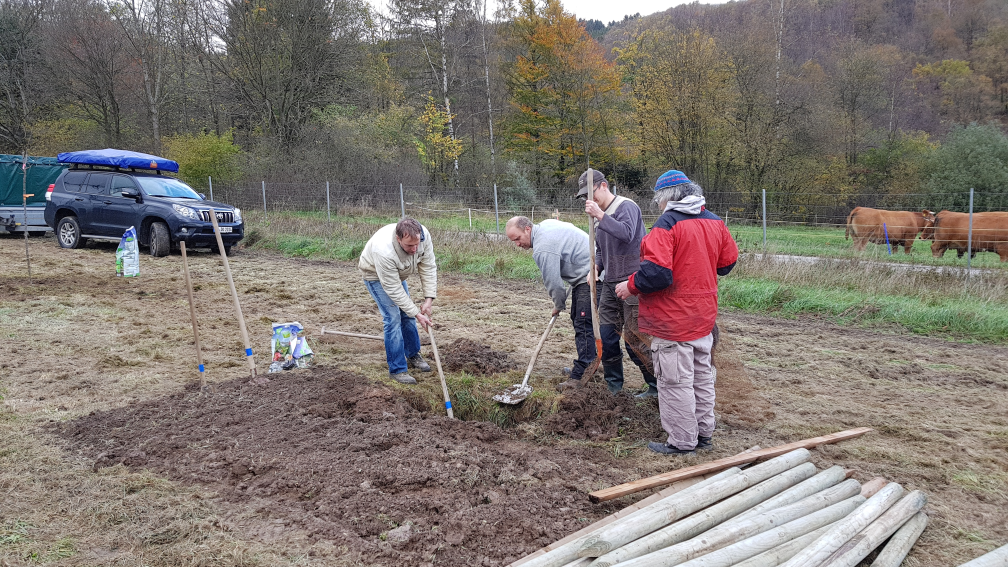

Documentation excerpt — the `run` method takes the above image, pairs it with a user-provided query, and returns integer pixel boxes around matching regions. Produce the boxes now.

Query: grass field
[242,209,1008,343]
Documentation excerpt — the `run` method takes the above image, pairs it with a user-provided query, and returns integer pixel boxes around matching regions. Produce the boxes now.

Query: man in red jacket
[616,170,738,455]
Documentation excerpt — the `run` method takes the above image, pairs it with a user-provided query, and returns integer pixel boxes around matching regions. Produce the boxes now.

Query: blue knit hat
[654,170,690,192]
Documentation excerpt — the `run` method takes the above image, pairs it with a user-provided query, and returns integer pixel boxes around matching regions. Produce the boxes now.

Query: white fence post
[468,208,472,229]
[326,181,331,223]
[400,183,405,219]
[494,183,500,234]
[262,180,267,219]
[762,188,767,248]
[967,188,974,273]
[208,176,213,201]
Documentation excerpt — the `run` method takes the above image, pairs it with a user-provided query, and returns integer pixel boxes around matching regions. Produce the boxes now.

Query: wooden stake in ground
[425,325,454,418]
[21,152,31,283]
[584,167,603,378]
[589,427,874,502]
[180,241,206,391]
[208,211,262,384]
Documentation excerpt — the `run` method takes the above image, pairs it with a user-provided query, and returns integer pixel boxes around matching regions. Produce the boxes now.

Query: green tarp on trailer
[0,154,65,206]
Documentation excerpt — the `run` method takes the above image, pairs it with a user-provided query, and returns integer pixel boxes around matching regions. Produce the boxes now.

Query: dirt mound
[52,368,629,566]
[435,338,516,375]
[545,381,664,442]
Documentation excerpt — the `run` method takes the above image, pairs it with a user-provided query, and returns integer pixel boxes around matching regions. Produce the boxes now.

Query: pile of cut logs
[510,428,944,567]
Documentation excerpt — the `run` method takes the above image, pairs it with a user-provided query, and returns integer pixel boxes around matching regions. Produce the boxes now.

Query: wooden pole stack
[509,428,935,567]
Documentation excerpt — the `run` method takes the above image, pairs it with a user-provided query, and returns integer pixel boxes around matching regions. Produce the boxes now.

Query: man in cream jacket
[359,218,437,384]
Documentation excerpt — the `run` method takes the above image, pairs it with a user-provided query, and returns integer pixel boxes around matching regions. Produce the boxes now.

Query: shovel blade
[493,383,532,405]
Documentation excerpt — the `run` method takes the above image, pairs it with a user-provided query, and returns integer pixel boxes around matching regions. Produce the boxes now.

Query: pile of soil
[545,381,664,442]
[52,368,628,566]
[434,338,516,376]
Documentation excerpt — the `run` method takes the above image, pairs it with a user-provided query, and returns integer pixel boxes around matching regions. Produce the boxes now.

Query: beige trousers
[651,333,716,450]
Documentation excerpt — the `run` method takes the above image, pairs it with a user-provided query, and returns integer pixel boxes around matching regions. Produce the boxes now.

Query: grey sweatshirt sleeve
[534,250,567,312]
[597,204,637,244]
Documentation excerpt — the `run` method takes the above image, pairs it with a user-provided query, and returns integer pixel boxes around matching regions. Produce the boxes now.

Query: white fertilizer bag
[116,226,140,277]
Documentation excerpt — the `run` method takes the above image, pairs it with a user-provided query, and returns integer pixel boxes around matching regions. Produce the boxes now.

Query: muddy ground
[1,235,1006,566]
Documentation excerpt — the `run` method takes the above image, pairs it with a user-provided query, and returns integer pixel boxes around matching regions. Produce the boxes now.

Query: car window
[83,173,111,195]
[61,171,88,193]
[111,175,137,195]
[135,176,202,199]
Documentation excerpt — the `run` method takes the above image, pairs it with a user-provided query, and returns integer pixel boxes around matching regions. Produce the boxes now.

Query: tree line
[1,0,1007,217]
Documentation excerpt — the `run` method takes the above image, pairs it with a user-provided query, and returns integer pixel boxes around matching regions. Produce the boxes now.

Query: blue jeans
[365,280,421,375]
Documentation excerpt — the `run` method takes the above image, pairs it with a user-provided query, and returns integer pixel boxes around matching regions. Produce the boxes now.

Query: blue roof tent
[57,149,179,173]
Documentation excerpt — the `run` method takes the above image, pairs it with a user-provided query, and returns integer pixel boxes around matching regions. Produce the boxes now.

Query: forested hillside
[1,0,1006,209]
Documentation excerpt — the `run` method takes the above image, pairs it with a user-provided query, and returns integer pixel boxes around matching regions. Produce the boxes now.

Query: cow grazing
[922,210,1008,261]
[845,207,934,254]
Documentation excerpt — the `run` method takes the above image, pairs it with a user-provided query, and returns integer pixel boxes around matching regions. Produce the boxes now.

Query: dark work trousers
[599,281,658,393]
[569,282,597,381]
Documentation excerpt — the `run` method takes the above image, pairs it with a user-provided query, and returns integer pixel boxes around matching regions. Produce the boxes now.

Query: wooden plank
[589,428,873,503]
[319,326,384,341]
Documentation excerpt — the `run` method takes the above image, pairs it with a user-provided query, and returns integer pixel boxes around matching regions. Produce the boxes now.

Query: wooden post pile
[510,429,933,567]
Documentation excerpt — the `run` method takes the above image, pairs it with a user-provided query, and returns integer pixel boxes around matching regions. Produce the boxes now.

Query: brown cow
[845,207,934,254]
[921,210,1008,261]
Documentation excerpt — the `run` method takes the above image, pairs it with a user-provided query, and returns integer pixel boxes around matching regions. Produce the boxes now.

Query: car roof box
[57,149,179,173]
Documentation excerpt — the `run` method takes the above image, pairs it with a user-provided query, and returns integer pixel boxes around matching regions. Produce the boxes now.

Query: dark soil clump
[51,368,629,566]
[435,338,516,376]
[545,381,664,442]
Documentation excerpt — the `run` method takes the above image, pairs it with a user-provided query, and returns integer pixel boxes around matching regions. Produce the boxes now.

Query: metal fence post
[400,183,405,219]
[262,180,267,219]
[967,188,974,272]
[326,181,331,223]
[208,176,213,201]
[762,188,767,248]
[468,208,472,228]
[493,183,500,234]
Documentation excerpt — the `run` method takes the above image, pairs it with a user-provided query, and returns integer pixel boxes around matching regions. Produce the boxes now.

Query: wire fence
[205,178,1008,225]
[205,178,1008,268]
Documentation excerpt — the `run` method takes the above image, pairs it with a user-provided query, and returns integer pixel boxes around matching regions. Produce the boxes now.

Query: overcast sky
[369,0,729,27]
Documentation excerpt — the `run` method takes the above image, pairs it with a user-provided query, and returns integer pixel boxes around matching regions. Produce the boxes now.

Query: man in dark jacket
[579,169,658,397]
[616,170,738,455]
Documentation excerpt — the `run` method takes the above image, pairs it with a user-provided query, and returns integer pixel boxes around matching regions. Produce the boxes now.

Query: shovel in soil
[493,314,558,405]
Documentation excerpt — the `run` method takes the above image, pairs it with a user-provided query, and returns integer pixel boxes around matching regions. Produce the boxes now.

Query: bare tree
[50,0,129,147]
[111,0,171,153]
[212,0,368,146]
[0,0,45,152]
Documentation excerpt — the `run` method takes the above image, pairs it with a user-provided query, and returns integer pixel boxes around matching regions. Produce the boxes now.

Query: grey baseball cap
[577,169,607,198]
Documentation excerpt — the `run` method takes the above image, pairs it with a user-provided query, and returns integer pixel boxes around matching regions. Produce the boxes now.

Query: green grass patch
[719,277,1008,342]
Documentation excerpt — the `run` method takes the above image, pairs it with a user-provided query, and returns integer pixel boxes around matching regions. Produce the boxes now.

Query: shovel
[493,314,558,405]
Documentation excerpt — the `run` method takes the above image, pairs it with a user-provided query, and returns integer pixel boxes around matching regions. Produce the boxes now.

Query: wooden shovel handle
[521,314,557,387]
[585,167,603,363]
[180,241,205,389]
[426,325,454,419]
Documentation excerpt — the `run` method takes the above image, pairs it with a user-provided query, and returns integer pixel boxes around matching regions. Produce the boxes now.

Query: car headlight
[233,207,242,222]
[173,204,199,220]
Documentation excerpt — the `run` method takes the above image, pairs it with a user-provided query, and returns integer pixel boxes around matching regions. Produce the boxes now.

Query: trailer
[0,154,66,235]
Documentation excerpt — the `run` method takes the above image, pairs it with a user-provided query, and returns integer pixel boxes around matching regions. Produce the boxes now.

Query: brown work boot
[556,378,584,392]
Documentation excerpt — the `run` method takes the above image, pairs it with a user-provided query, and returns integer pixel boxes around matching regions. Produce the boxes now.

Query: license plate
[218,226,232,233]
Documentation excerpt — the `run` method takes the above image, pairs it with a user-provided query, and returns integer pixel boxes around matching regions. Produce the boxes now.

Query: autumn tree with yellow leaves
[500,0,620,188]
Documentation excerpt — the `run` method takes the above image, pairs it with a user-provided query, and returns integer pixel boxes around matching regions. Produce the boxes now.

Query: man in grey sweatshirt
[505,216,597,390]
[580,170,658,397]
